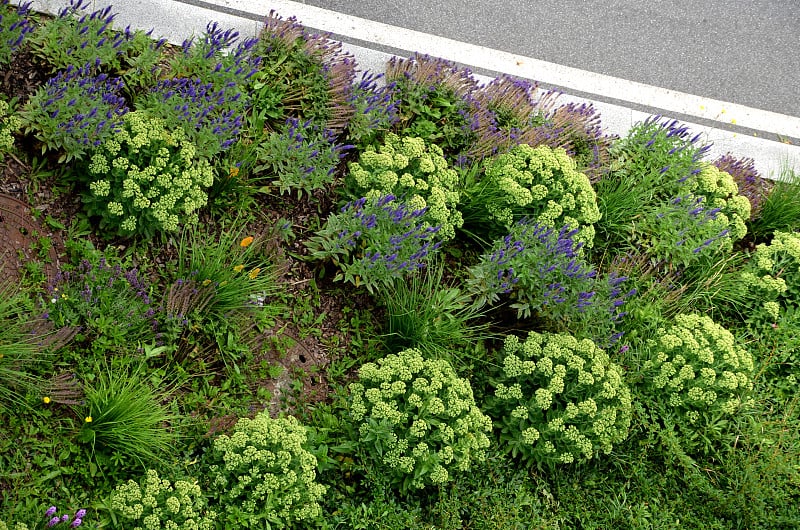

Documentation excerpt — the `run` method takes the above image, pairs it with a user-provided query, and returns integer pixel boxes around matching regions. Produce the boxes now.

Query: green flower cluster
[738,230,800,325]
[79,110,213,237]
[486,331,632,466]
[204,413,325,528]
[346,133,463,240]
[463,144,601,247]
[686,163,752,239]
[110,469,216,530]
[349,348,492,492]
[0,99,20,160]
[640,313,754,422]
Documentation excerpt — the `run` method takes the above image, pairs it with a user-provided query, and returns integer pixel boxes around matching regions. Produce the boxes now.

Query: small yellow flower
[248,267,261,280]
[43,396,51,404]
[85,416,93,423]
[240,236,254,248]
[730,118,737,125]
[229,166,240,178]
[202,279,212,286]
[233,264,245,273]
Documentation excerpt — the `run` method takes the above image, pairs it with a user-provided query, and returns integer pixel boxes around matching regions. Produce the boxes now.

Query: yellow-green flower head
[488,330,631,466]
[348,348,491,492]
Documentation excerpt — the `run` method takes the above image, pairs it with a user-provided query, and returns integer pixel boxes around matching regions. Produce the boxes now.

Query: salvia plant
[633,162,750,267]
[348,348,493,493]
[0,0,33,66]
[168,21,261,90]
[203,412,326,528]
[76,110,214,236]
[467,220,635,345]
[19,60,129,162]
[3,506,88,529]
[485,331,632,467]
[253,116,350,198]
[1,287,48,410]
[635,313,755,454]
[345,133,463,241]
[305,194,444,293]
[344,71,400,150]
[462,143,601,246]
[110,469,216,530]
[136,76,245,161]
[29,0,164,86]
[607,115,711,200]
[641,192,738,267]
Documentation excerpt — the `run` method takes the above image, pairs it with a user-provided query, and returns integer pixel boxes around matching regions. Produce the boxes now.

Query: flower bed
[1,1,799,528]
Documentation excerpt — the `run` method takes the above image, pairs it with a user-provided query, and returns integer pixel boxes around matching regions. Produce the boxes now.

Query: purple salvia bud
[46,506,58,518]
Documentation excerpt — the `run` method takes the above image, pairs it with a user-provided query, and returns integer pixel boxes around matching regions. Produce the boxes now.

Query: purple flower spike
[46,506,58,518]
[48,517,61,527]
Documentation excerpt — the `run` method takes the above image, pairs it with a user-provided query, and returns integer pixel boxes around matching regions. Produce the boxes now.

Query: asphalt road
[299,0,800,118]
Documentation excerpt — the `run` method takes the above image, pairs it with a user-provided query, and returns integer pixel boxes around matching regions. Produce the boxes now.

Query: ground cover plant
[1,2,799,528]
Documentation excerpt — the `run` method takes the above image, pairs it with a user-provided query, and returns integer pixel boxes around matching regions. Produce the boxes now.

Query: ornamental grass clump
[203,413,326,528]
[345,133,463,241]
[462,143,601,246]
[20,60,129,162]
[76,110,214,237]
[485,331,632,467]
[111,469,216,530]
[305,194,444,293]
[0,0,33,66]
[1,287,49,410]
[348,348,493,493]
[637,313,754,451]
[77,361,177,469]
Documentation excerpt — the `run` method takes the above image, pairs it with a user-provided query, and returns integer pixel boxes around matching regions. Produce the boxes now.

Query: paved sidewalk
[25,0,800,178]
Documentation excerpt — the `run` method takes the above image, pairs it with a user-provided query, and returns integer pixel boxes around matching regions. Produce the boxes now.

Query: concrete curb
[23,0,800,179]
